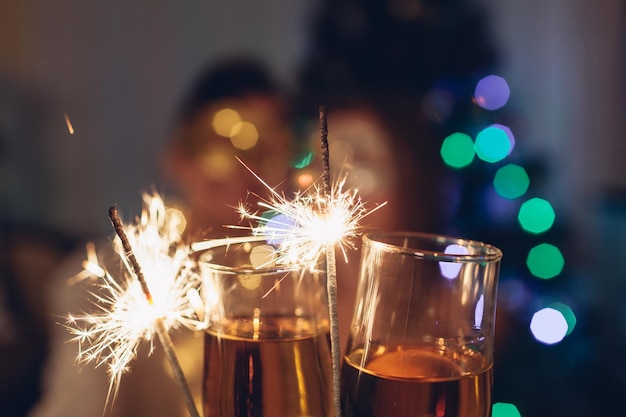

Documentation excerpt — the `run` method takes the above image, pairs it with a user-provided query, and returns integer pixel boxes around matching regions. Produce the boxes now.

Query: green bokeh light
[440,132,474,168]
[492,402,521,417]
[475,125,512,163]
[549,301,577,335]
[494,164,530,199]
[518,198,556,234]
[292,151,314,169]
[527,243,564,279]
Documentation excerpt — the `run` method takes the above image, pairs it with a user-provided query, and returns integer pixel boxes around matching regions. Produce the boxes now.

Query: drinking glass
[198,240,334,417]
[341,231,502,417]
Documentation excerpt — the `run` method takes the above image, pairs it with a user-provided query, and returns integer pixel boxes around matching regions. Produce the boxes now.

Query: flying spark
[64,112,75,134]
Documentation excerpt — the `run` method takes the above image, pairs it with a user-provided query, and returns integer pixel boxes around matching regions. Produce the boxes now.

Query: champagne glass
[198,240,334,417]
[341,231,502,417]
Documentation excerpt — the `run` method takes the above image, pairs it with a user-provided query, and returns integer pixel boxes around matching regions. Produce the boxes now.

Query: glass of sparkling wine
[341,231,502,417]
[198,240,334,417]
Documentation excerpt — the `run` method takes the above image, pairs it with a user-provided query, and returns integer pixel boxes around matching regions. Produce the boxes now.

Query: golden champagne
[203,316,333,417]
[341,347,493,417]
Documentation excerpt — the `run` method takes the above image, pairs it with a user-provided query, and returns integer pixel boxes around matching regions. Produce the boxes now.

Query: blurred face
[164,94,293,236]
[302,107,400,230]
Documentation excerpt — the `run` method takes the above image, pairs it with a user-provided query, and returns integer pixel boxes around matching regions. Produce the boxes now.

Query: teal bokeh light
[492,402,521,417]
[440,132,475,168]
[549,301,577,335]
[475,125,512,163]
[494,164,530,199]
[526,243,564,279]
[518,198,556,234]
[292,151,314,169]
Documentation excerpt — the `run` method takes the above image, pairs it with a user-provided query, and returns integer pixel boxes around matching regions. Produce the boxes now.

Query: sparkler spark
[192,168,386,270]
[64,111,75,134]
[244,176,383,267]
[65,192,203,409]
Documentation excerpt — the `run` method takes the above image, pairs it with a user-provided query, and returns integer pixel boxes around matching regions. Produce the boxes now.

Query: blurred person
[29,57,296,417]
[292,2,619,416]
[162,58,295,238]
[290,0,501,365]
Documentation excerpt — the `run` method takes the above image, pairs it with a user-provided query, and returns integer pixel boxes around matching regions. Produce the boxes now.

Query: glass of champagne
[341,231,502,417]
[198,239,334,417]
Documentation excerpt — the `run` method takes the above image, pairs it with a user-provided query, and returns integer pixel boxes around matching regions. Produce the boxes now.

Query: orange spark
[64,112,75,135]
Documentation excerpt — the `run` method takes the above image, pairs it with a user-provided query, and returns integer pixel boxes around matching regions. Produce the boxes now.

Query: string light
[475,125,512,163]
[440,132,475,168]
[494,164,530,199]
[492,402,522,417]
[474,74,510,110]
[518,198,556,234]
[530,307,568,345]
[526,243,564,279]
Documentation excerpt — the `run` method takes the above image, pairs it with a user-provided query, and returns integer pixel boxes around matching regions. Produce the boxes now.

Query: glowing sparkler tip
[237,171,384,268]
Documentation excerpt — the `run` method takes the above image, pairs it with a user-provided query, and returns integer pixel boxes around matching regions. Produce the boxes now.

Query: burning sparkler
[192,106,386,417]
[65,192,202,417]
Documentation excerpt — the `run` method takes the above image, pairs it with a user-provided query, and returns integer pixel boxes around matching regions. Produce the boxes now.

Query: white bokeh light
[439,244,470,279]
[530,307,568,345]
[474,294,485,329]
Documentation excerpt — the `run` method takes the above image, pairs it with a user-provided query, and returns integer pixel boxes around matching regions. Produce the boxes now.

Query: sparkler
[192,106,386,417]
[318,105,342,417]
[65,192,202,417]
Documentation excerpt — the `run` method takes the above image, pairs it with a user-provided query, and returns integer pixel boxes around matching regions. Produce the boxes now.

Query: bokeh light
[526,243,564,279]
[474,75,510,110]
[492,402,521,417]
[229,121,258,150]
[212,108,241,137]
[198,148,236,181]
[292,151,314,169]
[475,125,512,163]
[518,198,556,234]
[440,132,474,168]
[262,213,295,245]
[474,294,484,329]
[530,307,568,345]
[492,123,516,155]
[439,244,470,279]
[494,164,530,199]
[549,301,577,335]
[297,172,314,188]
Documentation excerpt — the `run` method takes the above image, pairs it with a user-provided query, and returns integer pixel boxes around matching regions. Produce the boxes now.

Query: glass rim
[195,237,301,275]
[363,231,503,263]
[200,261,296,275]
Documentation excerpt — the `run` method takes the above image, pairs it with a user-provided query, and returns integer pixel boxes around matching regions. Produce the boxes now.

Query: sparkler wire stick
[319,105,343,417]
[108,207,201,417]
